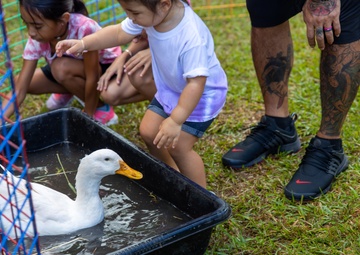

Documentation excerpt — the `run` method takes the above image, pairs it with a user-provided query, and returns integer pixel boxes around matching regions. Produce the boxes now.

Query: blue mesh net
[0,1,127,253]
[0,1,41,254]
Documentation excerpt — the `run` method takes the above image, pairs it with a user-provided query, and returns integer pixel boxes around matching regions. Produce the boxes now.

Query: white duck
[0,149,142,237]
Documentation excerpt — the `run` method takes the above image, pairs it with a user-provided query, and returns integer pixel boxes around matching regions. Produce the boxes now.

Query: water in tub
[7,142,192,254]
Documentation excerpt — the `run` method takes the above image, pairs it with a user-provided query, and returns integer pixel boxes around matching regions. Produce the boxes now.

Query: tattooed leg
[251,21,293,117]
[318,40,360,138]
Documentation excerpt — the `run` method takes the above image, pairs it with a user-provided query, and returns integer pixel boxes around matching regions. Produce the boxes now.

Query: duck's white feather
[0,149,133,237]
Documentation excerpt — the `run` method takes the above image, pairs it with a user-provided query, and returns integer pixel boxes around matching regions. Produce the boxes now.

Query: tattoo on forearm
[320,44,360,136]
[309,0,336,16]
[261,45,292,109]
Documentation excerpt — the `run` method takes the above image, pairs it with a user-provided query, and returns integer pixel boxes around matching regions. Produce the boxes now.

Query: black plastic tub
[13,107,231,255]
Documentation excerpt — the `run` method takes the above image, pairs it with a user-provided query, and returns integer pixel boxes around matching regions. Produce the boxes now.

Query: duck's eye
[104,157,110,161]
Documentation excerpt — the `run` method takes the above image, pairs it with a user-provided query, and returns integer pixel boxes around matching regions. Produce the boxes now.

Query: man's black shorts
[246,0,360,44]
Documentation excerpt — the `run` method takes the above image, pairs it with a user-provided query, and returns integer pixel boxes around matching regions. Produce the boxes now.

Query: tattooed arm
[302,0,341,50]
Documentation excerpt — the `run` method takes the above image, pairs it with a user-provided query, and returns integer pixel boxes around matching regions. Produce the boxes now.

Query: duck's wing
[0,174,73,226]
[0,173,36,234]
[0,173,29,207]
[29,181,74,222]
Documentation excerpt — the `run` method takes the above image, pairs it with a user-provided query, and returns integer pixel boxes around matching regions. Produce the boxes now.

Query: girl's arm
[153,76,206,149]
[2,59,37,119]
[123,34,151,77]
[125,30,149,58]
[171,76,206,124]
[124,47,151,76]
[82,50,101,116]
[56,24,135,57]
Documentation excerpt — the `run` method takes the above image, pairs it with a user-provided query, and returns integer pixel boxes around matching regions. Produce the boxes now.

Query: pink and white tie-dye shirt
[23,13,121,65]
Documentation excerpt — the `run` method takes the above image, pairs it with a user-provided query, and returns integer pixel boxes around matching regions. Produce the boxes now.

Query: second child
[56,0,228,188]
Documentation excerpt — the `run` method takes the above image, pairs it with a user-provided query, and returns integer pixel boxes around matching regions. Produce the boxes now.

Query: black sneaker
[284,137,349,201]
[222,114,301,169]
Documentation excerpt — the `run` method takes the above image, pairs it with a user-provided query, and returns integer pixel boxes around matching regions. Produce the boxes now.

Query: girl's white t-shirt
[121,3,228,122]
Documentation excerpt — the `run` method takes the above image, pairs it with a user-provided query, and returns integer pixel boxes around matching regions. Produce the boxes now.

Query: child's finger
[116,69,123,85]
[67,45,81,56]
[171,138,178,149]
[153,132,166,149]
[56,41,78,57]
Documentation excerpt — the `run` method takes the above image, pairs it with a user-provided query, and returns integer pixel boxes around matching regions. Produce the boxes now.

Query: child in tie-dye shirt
[3,0,155,125]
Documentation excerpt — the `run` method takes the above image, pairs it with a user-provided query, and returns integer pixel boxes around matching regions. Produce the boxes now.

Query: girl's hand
[153,117,181,149]
[124,48,152,77]
[56,39,86,57]
[97,55,127,91]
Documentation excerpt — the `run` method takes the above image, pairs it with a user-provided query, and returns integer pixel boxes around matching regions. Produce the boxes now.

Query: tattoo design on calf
[320,44,360,136]
[261,45,292,109]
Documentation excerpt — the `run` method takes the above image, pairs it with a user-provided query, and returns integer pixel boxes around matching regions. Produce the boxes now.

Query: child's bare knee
[139,123,152,145]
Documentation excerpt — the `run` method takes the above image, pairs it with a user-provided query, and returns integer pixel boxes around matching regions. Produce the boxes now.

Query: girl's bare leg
[101,61,156,105]
[27,68,69,94]
[101,74,147,105]
[50,57,87,99]
[128,66,156,100]
[140,110,178,170]
[140,110,206,188]
[167,133,206,188]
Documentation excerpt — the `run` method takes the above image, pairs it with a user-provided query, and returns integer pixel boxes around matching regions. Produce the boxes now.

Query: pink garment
[23,13,121,65]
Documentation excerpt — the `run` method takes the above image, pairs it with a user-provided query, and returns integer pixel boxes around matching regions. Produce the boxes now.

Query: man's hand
[302,0,341,50]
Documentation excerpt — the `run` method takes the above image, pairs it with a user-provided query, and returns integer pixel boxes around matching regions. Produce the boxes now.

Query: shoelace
[301,144,342,174]
[247,123,284,149]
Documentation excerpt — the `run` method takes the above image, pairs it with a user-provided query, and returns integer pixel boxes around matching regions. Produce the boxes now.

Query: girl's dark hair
[129,0,189,13]
[19,0,88,21]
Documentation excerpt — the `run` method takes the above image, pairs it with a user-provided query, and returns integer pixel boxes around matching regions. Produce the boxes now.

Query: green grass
[4,2,360,255]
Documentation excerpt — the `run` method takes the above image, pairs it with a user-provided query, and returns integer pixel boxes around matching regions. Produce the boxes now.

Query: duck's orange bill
[116,161,143,180]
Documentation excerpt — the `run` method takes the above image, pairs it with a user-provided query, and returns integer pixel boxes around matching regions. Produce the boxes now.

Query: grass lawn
[3,1,360,254]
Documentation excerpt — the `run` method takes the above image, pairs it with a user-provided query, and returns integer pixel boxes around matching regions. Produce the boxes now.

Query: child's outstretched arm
[153,76,206,149]
[55,24,135,57]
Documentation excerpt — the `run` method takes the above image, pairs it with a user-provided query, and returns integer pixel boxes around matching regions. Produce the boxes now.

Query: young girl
[56,0,228,188]
[3,0,154,125]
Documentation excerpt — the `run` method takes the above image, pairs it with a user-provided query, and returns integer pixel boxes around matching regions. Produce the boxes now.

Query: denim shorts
[41,58,111,83]
[147,98,214,138]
